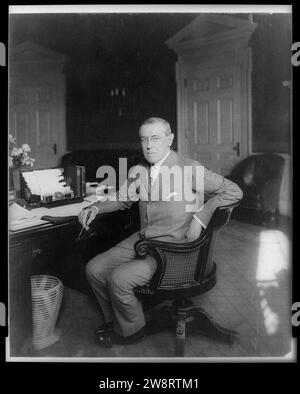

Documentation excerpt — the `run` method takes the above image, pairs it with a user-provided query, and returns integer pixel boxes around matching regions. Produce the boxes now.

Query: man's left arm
[192,166,243,229]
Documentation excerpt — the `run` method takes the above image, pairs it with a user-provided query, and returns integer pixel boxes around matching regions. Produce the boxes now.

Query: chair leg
[191,307,239,343]
[175,310,186,357]
[144,305,175,335]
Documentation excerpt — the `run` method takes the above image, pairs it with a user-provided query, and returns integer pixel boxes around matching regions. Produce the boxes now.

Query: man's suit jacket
[95,150,243,243]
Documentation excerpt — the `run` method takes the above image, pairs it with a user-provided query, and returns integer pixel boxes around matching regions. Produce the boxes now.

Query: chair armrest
[134,234,210,290]
[134,234,209,258]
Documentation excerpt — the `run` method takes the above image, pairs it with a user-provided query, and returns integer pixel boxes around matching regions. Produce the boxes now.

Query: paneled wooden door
[10,84,61,169]
[185,63,243,175]
[9,41,67,170]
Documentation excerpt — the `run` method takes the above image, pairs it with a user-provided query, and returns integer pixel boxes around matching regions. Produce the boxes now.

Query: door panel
[10,85,59,169]
[194,100,209,144]
[35,108,57,168]
[217,98,233,144]
[13,110,30,144]
[186,64,242,175]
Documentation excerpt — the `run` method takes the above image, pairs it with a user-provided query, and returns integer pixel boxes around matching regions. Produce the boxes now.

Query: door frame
[166,14,257,163]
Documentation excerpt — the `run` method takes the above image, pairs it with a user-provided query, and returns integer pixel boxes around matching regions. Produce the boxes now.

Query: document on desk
[9,203,49,231]
[22,168,71,199]
[9,197,100,231]
[41,199,94,217]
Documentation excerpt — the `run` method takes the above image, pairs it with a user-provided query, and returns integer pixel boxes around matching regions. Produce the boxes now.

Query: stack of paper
[39,200,93,217]
[22,168,71,199]
[9,195,101,231]
[9,203,49,231]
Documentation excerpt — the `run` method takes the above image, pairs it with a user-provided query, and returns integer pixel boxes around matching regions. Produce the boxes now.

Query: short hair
[139,117,171,136]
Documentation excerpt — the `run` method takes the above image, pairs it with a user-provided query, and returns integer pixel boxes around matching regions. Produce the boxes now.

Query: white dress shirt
[149,150,171,186]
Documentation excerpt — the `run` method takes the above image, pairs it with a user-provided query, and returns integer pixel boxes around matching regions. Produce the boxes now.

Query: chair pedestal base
[145,302,239,357]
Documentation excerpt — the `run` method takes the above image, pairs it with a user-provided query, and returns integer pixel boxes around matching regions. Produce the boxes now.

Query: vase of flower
[8,134,35,194]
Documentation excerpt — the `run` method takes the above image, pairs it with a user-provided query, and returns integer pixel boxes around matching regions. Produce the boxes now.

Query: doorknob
[53,143,57,155]
[233,142,240,157]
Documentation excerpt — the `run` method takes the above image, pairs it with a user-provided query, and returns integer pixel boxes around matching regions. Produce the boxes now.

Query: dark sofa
[227,154,285,227]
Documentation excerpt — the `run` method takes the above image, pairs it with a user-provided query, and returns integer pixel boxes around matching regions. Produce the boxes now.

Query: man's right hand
[78,206,98,230]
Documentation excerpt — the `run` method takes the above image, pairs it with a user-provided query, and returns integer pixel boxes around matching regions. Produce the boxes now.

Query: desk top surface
[9,185,102,235]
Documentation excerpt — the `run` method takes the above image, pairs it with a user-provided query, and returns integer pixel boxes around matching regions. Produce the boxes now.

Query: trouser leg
[85,245,135,323]
[85,232,156,336]
[108,255,156,337]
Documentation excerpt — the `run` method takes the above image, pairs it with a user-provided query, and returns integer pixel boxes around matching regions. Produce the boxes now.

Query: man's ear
[168,133,175,147]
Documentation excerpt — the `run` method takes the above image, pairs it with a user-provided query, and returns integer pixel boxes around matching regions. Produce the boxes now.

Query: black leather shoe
[95,328,145,348]
[95,322,113,336]
[115,328,145,345]
[95,329,114,348]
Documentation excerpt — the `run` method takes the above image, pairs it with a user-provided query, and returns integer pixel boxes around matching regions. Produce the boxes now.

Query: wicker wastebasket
[31,275,63,350]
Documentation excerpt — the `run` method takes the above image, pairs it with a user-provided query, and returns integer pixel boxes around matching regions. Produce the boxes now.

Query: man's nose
[146,140,153,149]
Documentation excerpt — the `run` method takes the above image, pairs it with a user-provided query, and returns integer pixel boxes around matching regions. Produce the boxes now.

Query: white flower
[10,147,18,156]
[9,137,35,169]
[21,143,31,153]
[9,134,16,144]
[8,156,13,167]
[24,157,35,167]
[11,147,23,157]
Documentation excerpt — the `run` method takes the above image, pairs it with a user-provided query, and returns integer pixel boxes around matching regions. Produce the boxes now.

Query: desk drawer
[30,232,60,258]
[9,243,33,355]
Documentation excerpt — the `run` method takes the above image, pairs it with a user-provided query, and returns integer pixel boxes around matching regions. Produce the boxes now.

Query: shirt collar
[151,149,171,169]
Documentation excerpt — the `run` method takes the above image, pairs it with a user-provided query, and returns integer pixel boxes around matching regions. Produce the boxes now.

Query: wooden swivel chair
[133,202,240,357]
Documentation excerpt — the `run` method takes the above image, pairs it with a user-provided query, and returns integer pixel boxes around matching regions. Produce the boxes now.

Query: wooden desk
[8,208,138,356]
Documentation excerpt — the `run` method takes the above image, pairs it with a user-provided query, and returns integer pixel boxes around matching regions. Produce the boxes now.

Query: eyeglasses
[140,136,162,145]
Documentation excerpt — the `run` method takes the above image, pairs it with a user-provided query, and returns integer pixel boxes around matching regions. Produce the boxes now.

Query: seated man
[78,117,243,347]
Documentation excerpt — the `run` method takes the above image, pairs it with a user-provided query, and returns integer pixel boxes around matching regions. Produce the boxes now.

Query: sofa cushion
[228,154,285,226]
[230,154,285,187]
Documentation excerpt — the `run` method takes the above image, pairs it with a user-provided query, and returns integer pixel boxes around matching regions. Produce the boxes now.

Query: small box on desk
[12,166,86,208]
[62,166,86,199]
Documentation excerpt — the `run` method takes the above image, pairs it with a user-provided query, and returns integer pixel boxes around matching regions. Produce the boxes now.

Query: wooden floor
[19,219,293,360]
